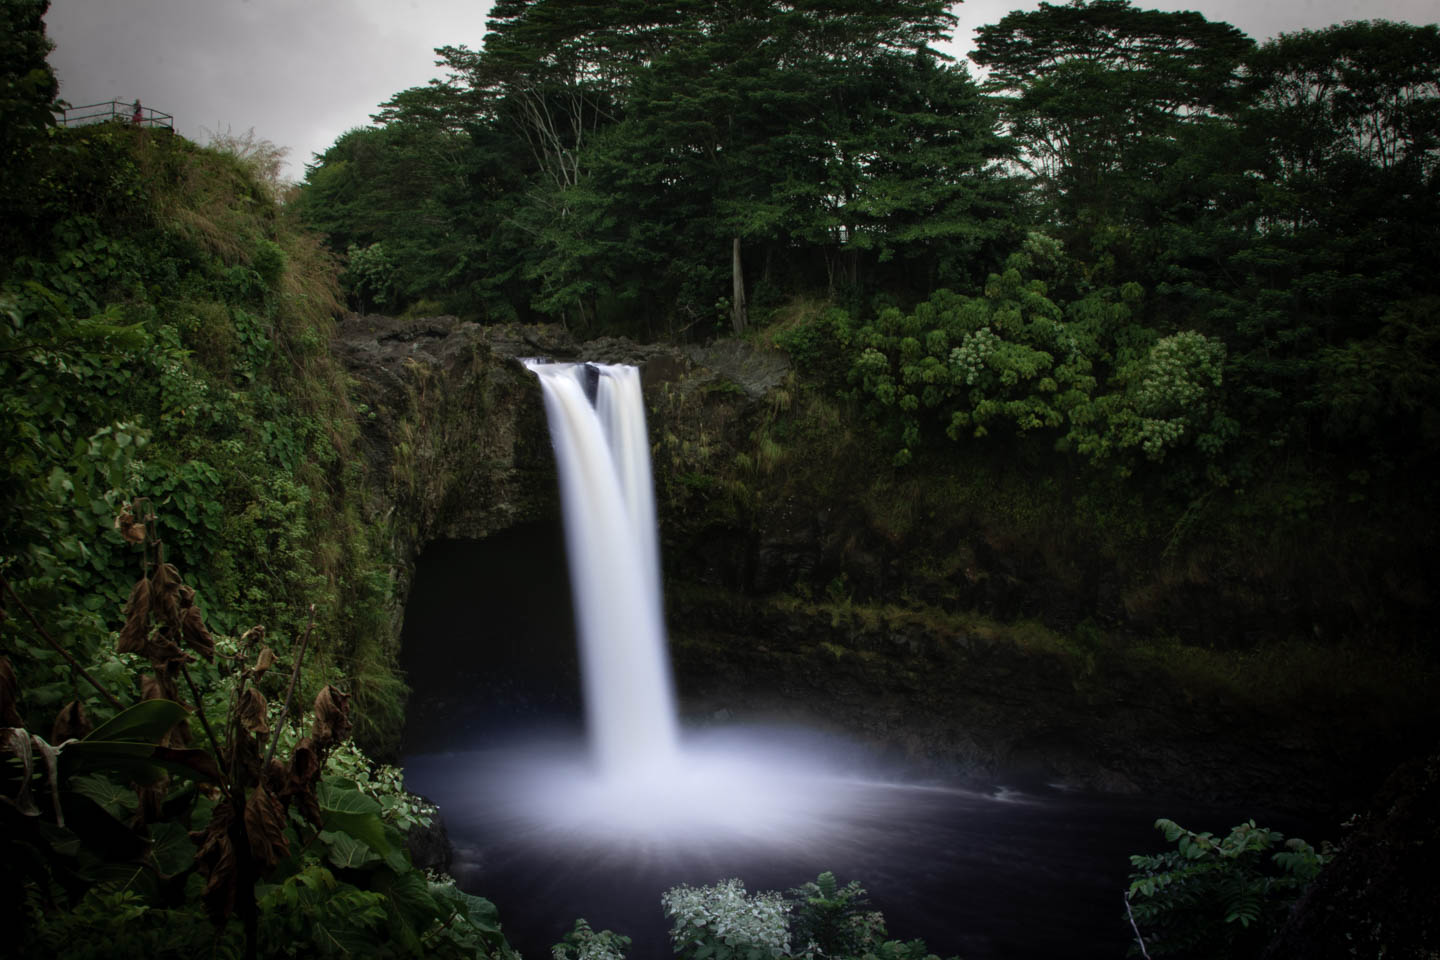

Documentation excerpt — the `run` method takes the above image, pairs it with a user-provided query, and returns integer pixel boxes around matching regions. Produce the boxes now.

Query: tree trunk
[731,237,747,335]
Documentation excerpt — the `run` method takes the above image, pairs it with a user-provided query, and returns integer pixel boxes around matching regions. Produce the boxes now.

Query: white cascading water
[526,361,680,777]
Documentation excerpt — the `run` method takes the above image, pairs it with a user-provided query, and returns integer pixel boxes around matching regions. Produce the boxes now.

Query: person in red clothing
[131,99,142,125]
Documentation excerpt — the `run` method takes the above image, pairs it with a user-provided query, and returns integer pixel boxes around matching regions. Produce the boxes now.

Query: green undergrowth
[1,123,405,753]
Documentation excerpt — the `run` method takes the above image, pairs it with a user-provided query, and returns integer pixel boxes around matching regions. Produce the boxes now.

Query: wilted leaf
[252,646,277,680]
[244,783,289,868]
[30,734,63,824]
[1,727,39,815]
[152,746,224,783]
[0,655,23,727]
[193,803,237,925]
[239,625,265,647]
[140,672,180,704]
[181,606,215,662]
[116,578,151,654]
[142,634,188,668]
[292,788,322,828]
[114,505,147,544]
[237,688,270,735]
[229,723,263,784]
[134,779,165,826]
[150,563,182,632]
[289,739,320,785]
[310,686,351,747]
[51,700,92,743]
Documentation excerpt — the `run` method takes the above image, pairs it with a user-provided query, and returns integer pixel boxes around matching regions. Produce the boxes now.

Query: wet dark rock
[668,589,1416,818]
[1265,745,1440,959]
[405,804,453,874]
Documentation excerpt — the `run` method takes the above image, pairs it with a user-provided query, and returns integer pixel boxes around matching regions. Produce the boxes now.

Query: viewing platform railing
[58,100,174,130]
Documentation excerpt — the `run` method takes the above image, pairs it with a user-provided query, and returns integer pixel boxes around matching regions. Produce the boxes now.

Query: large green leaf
[59,740,166,783]
[85,700,188,744]
[317,779,382,816]
[68,772,134,818]
[318,782,408,870]
[149,819,196,878]
[319,829,381,869]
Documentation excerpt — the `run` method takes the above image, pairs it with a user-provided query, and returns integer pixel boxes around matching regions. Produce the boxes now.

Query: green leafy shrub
[552,918,633,960]
[788,871,886,960]
[1126,818,1330,957]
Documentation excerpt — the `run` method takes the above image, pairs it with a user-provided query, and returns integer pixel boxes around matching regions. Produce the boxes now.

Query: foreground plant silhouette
[2,501,515,959]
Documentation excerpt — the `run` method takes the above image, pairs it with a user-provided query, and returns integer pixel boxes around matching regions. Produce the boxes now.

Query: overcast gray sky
[45,0,1437,182]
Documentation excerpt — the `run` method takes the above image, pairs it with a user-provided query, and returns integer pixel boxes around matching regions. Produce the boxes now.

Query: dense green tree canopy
[293,1,1440,534]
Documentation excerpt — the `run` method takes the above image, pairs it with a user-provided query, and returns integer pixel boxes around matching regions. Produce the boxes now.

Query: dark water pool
[403,724,1240,960]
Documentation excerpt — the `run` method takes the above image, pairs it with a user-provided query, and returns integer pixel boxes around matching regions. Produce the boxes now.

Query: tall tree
[1,0,61,269]
[971,0,1253,252]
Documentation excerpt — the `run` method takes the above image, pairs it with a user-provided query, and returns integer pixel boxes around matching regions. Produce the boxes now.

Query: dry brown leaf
[237,687,270,735]
[239,625,266,647]
[309,685,351,747]
[116,578,151,654]
[252,645,277,680]
[244,783,290,869]
[0,655,22,727]
[143,634,188,668]
[150,562,182,632]
[133,779,165,827]
[153,746,223,783]
[181,606,215,662]
[140,672,179,702]
[192,804,237,925]
[50,700,91,743]
[114,505,146,543]
[289,738,320,785]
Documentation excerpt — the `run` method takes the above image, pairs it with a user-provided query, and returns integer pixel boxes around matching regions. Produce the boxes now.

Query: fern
[1126,818,1332,957]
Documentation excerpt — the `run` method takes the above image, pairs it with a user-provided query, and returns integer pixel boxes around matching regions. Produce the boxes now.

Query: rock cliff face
[334,316,567,617]
[1264,746,1440,959]
[338,318,1430,817]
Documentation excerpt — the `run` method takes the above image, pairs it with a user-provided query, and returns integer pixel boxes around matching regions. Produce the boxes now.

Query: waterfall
[526,361,680,776]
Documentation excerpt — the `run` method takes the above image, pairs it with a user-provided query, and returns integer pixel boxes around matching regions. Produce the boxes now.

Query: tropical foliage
[1126,818,1331,957]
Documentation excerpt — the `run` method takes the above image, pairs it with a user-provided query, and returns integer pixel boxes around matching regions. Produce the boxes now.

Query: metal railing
[57,100,174,129]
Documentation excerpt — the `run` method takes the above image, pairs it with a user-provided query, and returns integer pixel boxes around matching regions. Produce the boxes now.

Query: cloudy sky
[45,0,1436,182]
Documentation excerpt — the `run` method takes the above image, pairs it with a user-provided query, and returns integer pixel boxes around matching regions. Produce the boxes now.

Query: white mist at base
[407,723,983,862]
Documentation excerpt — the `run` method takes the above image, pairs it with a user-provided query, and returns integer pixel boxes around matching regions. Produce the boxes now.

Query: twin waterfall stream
[527,361,679,777]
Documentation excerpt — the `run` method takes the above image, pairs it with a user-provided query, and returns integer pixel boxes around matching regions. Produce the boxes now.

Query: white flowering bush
[662,878,792,960]
[1097,331,1229,461]
[840,252,1109,462]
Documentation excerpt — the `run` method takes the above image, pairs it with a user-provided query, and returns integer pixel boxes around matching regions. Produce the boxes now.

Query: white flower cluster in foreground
[662,878,792,959]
